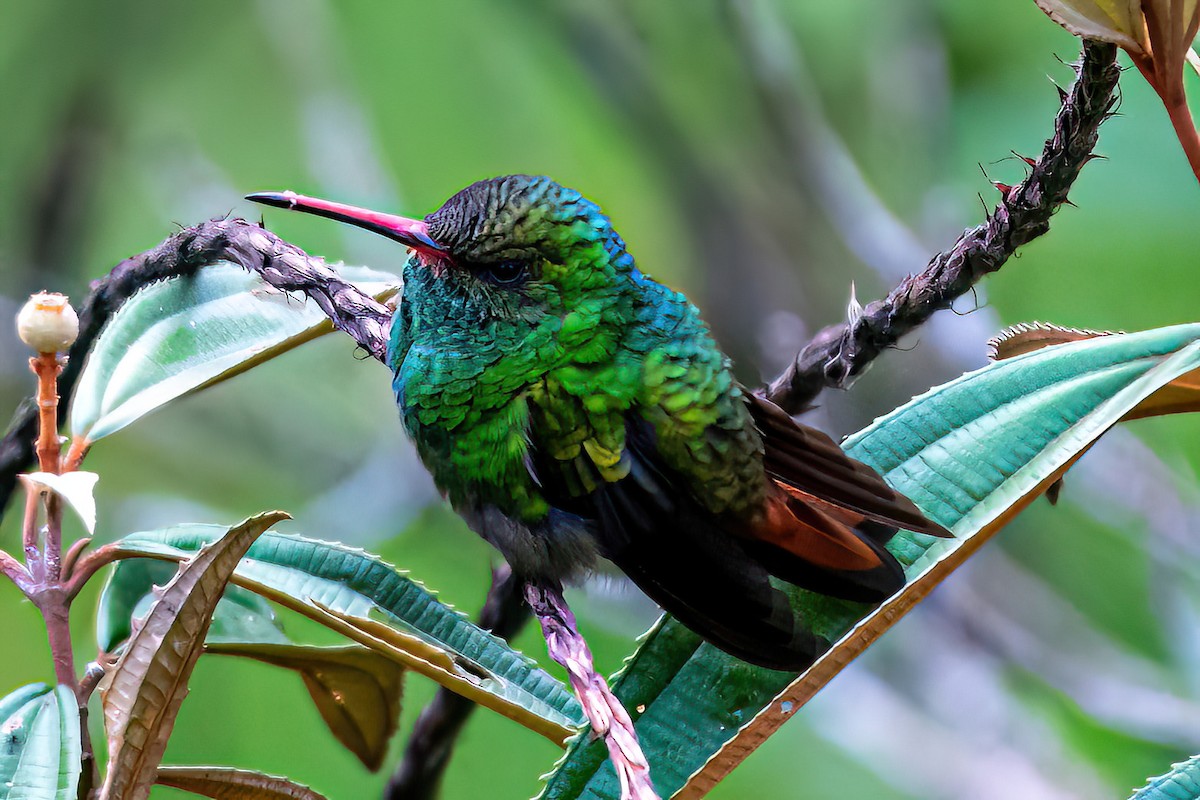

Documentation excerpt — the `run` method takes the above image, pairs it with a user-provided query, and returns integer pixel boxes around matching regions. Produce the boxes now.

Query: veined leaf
[0,684,81,800]
[100,511,289,800]
[538,322,1200,800]
[155,766,327,800]
[96,560,289,653]
[1129,754,1200,799]
[204,643,403,771]
[69,262,400,443]
[102,529,583,744]
[99,565,395,768]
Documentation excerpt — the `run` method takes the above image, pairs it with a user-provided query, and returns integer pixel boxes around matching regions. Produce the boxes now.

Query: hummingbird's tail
[734,394,949,606]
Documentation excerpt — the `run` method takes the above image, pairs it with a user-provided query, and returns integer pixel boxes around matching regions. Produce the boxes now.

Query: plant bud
[17,292,79,354]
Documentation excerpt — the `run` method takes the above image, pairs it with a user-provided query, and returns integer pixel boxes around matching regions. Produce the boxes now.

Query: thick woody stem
[524,580,660,800]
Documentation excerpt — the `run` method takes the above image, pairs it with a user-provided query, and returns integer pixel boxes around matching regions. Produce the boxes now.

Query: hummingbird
[247,175,948,670]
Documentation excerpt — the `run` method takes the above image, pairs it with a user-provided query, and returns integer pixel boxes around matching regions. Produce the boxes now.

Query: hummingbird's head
[247,175,635,314]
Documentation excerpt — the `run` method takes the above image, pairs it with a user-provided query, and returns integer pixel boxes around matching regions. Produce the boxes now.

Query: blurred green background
[2,1,1199,798]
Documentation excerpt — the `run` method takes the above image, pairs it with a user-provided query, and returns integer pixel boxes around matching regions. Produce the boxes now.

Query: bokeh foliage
[1,1,1199,798]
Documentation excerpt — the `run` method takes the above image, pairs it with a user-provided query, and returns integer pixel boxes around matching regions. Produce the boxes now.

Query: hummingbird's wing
[528,416,822,671]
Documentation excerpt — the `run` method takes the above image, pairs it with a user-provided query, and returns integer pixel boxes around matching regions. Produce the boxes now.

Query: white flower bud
[17,292,79,353]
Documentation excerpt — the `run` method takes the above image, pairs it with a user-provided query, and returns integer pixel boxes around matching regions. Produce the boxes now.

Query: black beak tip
[244,191,292,209]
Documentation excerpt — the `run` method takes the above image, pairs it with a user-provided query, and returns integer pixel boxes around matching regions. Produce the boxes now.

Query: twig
[525,580,659,800]
[32,353,63,474]
[765,40,1121,413]
[22,486,41,580]
[385,564,529,800]
[0,218,390,517]
[64,543,134,600]
[0,550,32,594]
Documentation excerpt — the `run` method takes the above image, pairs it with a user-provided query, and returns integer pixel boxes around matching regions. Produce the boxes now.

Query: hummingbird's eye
[481,260,529,287]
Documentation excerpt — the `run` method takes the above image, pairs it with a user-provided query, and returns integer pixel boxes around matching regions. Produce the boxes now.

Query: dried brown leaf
[99,511,290,800]
[204,643,403,771]
[988,322,1200,419]
[155,766,327,800]
[305,602,574,746]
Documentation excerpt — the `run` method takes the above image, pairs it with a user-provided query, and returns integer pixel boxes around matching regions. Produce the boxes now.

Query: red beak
[245,191,447,256]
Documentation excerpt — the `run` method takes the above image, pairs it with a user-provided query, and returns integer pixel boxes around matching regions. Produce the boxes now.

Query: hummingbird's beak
[245,191,447,255]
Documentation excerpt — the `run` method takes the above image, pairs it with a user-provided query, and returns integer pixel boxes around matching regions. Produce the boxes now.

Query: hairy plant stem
[765,40,1121,412]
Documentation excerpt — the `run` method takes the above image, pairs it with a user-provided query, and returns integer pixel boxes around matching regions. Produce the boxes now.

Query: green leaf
[204,643,403,771]
[98,562,399,768]
[96,559,288,653]
[69,262,400,443]
[100,511,290,800]
[0,684,82,800]
[155,766,328,799]
[1129,753,1200,799]
[103,529,583,744]
[538,322,1200,800]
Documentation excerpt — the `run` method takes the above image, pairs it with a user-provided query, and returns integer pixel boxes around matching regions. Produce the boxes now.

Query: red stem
[22,488,42,581]
[64,543,130,600]
[0,550,32,594]
[35,591,77,689]
[44,495,64,583]
[1164,93,1200,185]
[1132,56,1200,186]
[60,538,92,582]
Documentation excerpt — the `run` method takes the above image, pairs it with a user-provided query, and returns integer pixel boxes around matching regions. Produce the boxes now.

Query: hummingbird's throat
[416,250,453,278]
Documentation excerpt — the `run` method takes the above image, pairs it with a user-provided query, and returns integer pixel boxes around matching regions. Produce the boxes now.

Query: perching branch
[385,564,530,800]
[0,218,390,516]
[765,40,1121,414]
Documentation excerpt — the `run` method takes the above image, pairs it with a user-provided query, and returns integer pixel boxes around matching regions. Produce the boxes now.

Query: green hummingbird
[247,175,947,670]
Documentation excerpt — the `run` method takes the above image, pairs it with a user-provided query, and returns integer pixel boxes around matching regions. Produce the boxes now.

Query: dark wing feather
[747,393,951,538]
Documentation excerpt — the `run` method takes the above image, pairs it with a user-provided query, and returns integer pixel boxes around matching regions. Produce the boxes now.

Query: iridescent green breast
[388,262,552,522]
[388,259,768,528]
